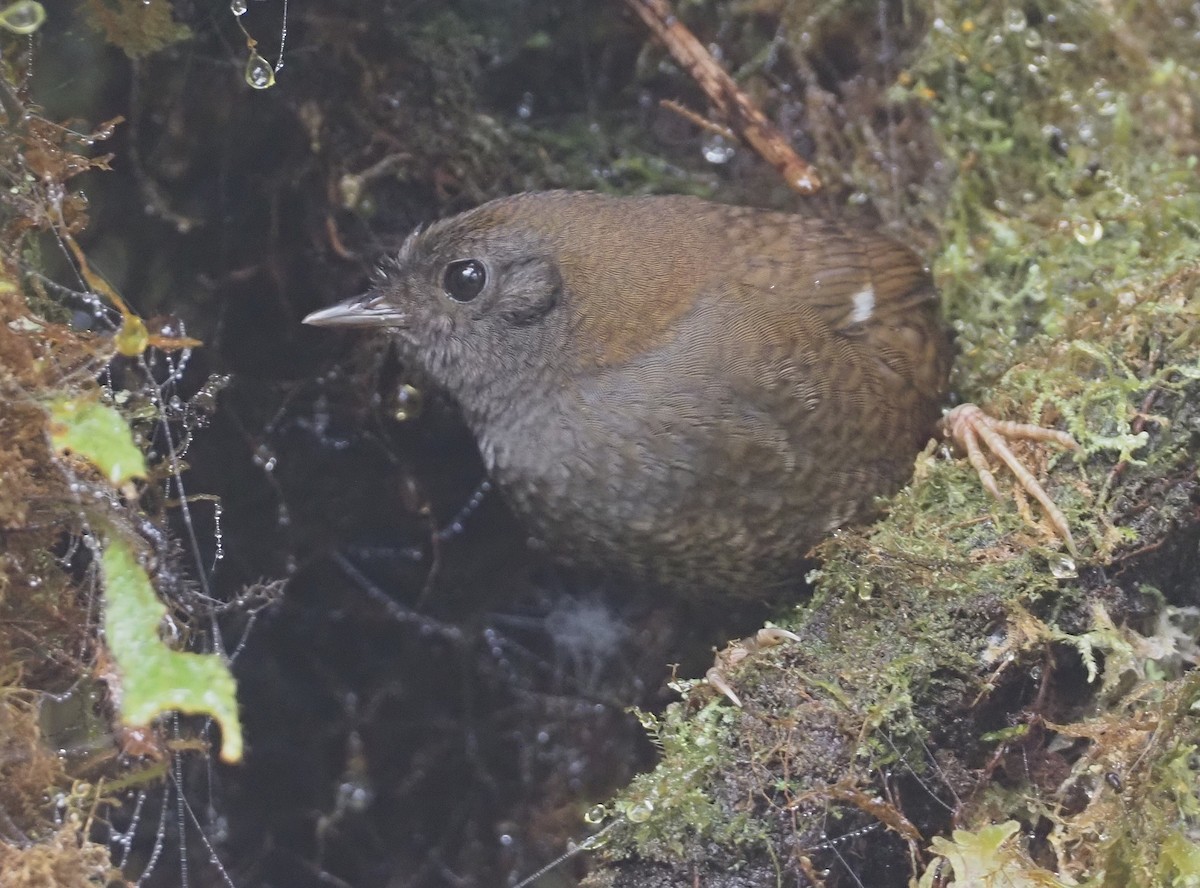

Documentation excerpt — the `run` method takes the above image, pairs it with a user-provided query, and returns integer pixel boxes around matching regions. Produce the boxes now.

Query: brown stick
[623,0,821,195]
[659,98,735,141]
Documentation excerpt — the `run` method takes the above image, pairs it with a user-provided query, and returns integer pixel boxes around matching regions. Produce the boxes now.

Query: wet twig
[622,0,821,194]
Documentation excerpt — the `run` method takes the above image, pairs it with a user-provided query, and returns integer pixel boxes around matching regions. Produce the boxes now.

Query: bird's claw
[706,626,800,707]
[943,403,1080,557]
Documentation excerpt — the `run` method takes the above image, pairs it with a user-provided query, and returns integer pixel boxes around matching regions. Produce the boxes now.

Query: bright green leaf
[919,821,1068,887]
[47,396,146,486]
[100,535,242,763]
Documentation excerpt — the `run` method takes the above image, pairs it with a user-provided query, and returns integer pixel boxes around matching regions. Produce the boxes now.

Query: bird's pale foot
[942,403,1080,556]
[706,626,800,707]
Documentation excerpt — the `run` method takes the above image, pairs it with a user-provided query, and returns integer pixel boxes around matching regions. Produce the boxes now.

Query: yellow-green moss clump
[585,1,1200,885]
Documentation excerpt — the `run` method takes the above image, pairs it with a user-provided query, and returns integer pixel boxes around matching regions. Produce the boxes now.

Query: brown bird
[305,191,1072,599]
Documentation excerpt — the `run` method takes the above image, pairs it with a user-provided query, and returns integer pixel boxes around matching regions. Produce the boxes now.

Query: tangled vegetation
[0,1,1196,886]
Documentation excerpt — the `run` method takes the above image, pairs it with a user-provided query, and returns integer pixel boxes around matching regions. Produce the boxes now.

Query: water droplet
[516,91,534,120]
[337,781,373,812]
[252,443,277,472]
[393,383,424,421]
[230,0,247,14]
[0,1,47,35]
[627,800,654,823]
[1050,555,1077,579]
[1004,8,1027,32]
[212,501,224,564]
[1023,28,1042,49]
[1073,219,1103,245]
[245,51,276,89]
[191,373,231,414]
[702,134,735,164]
[584,804,608,824]
[581,831,609,849]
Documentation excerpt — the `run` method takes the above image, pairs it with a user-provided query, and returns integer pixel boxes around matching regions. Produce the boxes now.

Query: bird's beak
[303,293,406,328]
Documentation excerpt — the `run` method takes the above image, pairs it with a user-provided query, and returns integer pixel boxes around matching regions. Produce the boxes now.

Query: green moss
[900,2,1200,384]
[599,700,761,862]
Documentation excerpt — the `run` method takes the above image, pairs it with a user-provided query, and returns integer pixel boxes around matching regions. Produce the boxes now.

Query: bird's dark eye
[442,259,487,302]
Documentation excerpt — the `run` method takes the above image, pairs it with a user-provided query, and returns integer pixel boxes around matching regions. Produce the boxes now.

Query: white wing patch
[850,285,875,324]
